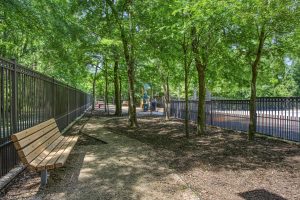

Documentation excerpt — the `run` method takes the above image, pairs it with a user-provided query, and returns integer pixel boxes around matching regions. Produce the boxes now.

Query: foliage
[1,0,299,99]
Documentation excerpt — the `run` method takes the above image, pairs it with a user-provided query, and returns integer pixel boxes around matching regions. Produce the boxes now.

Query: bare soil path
[1,115,199,200]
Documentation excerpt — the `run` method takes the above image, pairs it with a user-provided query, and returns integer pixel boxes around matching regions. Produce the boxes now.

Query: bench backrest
[11,119,61,165]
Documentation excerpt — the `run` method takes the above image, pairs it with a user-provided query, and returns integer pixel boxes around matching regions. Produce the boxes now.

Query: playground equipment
[143,92,149,112]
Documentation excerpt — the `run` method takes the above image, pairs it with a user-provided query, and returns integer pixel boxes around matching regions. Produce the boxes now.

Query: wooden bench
[11,118,79,186]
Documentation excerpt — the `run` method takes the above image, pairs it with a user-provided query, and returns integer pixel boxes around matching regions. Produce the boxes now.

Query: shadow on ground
[238,189,287,200]
[32,116,198,200]
[2,112,299,200]
[104,117,300,172]
[104,116,300,199]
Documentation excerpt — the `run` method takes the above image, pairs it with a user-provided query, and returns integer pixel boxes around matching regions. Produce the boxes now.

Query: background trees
[228,0,300,139]
[1,0,299,134]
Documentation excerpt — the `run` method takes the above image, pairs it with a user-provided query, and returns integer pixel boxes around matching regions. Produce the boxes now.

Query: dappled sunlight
[2,0,300,199]
[74,149,198,200]
[4,115,298,199]
[49,192,67,200]
[84,123,105,132]
[284,155,300,168]
[105,116,300,199]
[29,116,199,199]
[78,167,95,180]
[83,155,97,162]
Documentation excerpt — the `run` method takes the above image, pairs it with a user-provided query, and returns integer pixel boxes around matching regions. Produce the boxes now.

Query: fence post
[11,59,18,133]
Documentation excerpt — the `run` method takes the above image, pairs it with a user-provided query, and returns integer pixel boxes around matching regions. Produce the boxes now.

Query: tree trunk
[92,65,99,111]
[119,73,122,114]
[163,75,170,120]
[197,67,206,136]
[151,84,154,99]
[183,34,189,138]
[140,87,144,108]
[106,0,137,127]
[191,26,206,136]
[114,57,121,116]
[104,59,109,115]
[127,61,138,127]
[249,27,265,140]
[184,73,189,137]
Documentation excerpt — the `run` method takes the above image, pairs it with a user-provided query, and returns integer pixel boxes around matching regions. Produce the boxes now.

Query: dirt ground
[1,113,199,200]
[104,116,300,200]
[1,111,299,200]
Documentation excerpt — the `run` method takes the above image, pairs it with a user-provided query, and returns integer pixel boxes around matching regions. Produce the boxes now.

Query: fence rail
[0,57,92,178]
[170,98,300,142]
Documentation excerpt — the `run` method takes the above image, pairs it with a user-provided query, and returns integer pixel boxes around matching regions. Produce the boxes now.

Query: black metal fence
[0,57,92,178]
[170,98,300,142]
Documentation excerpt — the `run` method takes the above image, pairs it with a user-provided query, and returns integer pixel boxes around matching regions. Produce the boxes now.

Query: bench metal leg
[41,170,48,186]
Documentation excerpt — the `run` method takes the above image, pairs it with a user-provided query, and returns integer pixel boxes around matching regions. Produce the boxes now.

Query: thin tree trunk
[104,59,109,114]
[249,27,265,140]
[167,76,170,119]
[104,85,107,112]
[191,26,206,136]
[183,33,189,138]
[114,57,121,116]
[197,67,206,135]
[0,27,7,57]
[119,73,122,114]
[184,73,189,137]
[106,0,138,127]
[127,61,137,126]
[140,87,144,108]
[92,65,99,111]
[163,75,170,120]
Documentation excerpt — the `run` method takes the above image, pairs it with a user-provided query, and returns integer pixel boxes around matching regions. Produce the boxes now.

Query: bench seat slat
[34,135,65,171]
[36,137,71,171]
[54,136,79,168]
[24,131,61,164]
[46,136,76,170]
[30,136,68,171]
[11,119,56,142]
[19,127,59,158]
[28,135,65,170]
[17,131,60,164]
[14,123,57,150]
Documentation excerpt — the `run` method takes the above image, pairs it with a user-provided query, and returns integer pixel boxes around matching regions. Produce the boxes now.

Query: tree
[113,50,122,116]
[184,0,229,136]
[92,63,100,111]
[0,0,94,91]
[231,0,300,140]
[182,31,192,137]
[106,0,138,127]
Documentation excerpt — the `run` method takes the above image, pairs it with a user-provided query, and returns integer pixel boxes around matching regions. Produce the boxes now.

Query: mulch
[104,116,300,200]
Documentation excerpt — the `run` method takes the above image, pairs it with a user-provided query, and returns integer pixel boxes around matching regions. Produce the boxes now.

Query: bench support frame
[41,170,48,186]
